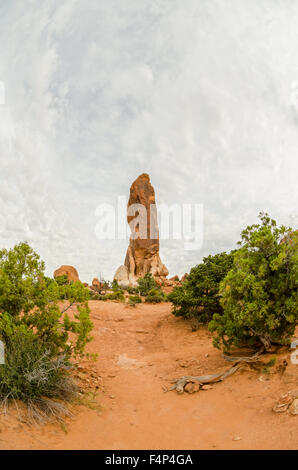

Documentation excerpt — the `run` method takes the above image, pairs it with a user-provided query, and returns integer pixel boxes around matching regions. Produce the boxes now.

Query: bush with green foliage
[0,242,93,419]
[54,274,69,286]
[101,279,111,290]
[111,279,123,293]
[88,290,100,300]
[106,291,125,302]
[94,291,125,302]
[128,295,142,306]
[90,290,107,301]
[126,286,139,295]
[89,288,125,302]
[137,273,157,296]
[209,213,298,351]
[0,329,78,422]
[168,252,235,323]
[145,288,167,303]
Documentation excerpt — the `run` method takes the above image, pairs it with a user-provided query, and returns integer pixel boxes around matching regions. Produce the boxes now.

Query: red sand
[0,300,297,450]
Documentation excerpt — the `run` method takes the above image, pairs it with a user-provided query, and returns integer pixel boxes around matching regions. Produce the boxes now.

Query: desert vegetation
[167,213,297,393]
[169,213,297,353]
[128,294,142,307]
[209,214,297,351]
[137,273,167,303]
[89,273,168,305]
[0,242,93,422]
[0,212,297,438]
[168,251,235,324]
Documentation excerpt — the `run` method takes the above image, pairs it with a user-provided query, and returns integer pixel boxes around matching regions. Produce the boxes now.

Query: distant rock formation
[114,265,129,286]
[54,265,79,282]
[92,278,102,292]
[114,173,168,286]
[92,278,100,288]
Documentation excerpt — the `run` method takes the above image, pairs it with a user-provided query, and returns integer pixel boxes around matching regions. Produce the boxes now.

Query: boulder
[92,278,101,291]
[54,265,79,282]
[114,265,129,287]
[114,173,168,286]
[184,382,201,394]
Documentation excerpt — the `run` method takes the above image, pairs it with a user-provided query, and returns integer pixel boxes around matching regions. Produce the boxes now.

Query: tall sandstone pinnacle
[114,173,168,286]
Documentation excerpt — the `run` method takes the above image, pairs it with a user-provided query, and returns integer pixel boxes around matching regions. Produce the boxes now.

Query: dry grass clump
[0,332,81,424]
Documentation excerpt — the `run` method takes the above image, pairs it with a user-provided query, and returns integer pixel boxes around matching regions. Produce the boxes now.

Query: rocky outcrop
[156,275,182,288]
[114,265,129,287]
[91,278,105,292]
[54,265,79,282]
[92,278,101,290]
[114,173,168,286]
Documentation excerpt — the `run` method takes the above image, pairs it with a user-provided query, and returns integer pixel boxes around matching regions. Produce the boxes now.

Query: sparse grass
[128,295,142,307]
[262,355,277,374]
[266,356,277,367]
[59,421,68,434]
[75,390,102,413]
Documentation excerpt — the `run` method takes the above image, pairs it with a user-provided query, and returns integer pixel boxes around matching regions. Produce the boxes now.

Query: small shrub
[98,294,109,301]
[101,279,111,290]
[0,329,78,422]
[91,290,125,302]
[263,356,277,375]
[145,288,167,303]
[105,291,125,302]
[137,273,157,296]
[126,286,138,295]
[128,295,142,306]
[209,213,298,351]
[111,279,123,293]
[89,290,100,300]
[266,356,277,368]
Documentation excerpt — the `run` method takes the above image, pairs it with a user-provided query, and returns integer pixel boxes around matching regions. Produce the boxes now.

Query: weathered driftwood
[221,348,265,363]
[169,349,264,394]
[250,329,272,350]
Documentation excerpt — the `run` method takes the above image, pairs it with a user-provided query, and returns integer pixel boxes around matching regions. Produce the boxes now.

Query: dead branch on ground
[168,349,265,394]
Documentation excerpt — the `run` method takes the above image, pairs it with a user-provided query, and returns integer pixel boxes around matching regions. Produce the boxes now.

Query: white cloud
[0,0,297,281]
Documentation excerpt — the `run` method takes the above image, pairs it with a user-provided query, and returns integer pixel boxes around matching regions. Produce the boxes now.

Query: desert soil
[0,300,297,450]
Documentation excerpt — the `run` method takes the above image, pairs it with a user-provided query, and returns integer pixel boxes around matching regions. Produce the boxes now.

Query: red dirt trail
[0,301,297,450]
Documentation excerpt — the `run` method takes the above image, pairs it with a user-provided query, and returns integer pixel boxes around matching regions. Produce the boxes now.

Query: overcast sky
[0,0,297,282]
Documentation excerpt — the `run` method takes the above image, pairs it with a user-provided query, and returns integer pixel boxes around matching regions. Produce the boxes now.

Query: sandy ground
[0,300,297,450]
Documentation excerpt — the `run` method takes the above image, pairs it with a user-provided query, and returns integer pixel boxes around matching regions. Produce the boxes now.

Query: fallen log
[221,348,265,363]
[168,349,265,394]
